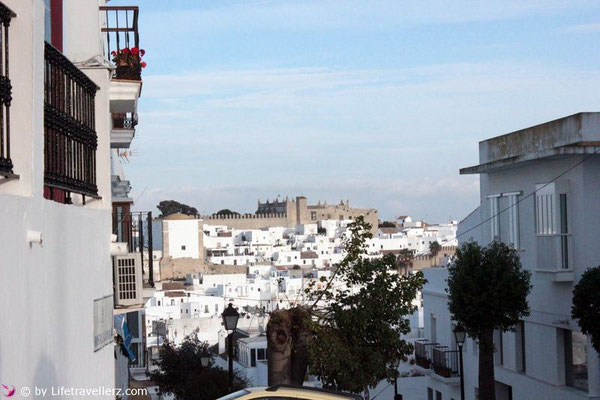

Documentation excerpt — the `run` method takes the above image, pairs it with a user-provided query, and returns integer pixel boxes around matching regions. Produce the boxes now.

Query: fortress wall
[201,213,292,230]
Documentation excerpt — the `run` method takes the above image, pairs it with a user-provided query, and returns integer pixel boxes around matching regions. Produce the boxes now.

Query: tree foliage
[378,221,396,228]
[308,252,425,393]
[215,209,240,216]
[447,240,531,400]
[572,265,600,353]
[429,241,441,257]
[266,217,426,394]
[149,332,247,400]
[157,200,199,218]
[447,240,532,340]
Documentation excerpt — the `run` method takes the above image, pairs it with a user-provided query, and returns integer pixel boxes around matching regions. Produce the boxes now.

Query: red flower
[141,62,147,68]
[111,50,117,56]
[131,47,139,55]
[140,49,146,56]
[121,48,130,54]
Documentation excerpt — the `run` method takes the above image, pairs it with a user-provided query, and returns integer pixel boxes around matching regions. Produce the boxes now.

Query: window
[311,211,317,220]
[506,192,521,248]
[535,183,570,269]
[565,330,588,392]
[488,194,501,240]
[536,183,556,235]
[44,43,98,203]
[0,3,15,177]
[515,321,526,372]
[559,194,569,269]
[436,391,442,400]
[181,245,186,250]
[257,348,266,360]
[427,388,433,400]
[205,305,209,313]
[494,329,503,366]
[430,314,437,343]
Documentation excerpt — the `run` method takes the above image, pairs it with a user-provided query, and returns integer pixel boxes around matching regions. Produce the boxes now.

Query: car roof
[244,384,362,400]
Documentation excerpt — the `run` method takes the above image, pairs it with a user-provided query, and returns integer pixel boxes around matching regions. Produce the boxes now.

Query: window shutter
[488,195,500,241]
[507,193,520,248]
[535,183,556,235]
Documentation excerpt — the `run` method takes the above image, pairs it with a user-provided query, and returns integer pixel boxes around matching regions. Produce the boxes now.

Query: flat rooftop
[461,112,600,174]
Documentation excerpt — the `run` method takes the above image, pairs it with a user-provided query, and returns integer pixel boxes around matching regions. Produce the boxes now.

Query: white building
[418,113,600,400]
[0,0,135,396]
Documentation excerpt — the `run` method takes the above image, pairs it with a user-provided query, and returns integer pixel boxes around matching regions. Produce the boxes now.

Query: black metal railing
[414,340,438,369]
[44,42,98,199]
[113,211,154,287]
[100,6,142,81]
[0,2,15,177]
[433,346,459,378]
[112,112,137,129]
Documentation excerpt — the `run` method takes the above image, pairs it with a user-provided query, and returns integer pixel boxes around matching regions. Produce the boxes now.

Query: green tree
[149,332,248,400]
[447,240,532,400]
[266,217,426,395]
[397,248,415,275]
[572,265,600,353]
[157,200,198,218]
[378,221,396,228]
[429,241,442,266]
[215,209,240,216]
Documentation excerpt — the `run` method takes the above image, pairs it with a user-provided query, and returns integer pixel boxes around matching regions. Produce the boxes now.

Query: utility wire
[456,148,600,240]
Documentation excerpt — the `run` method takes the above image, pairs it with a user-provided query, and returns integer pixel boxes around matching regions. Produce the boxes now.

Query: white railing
[537,234,571,271]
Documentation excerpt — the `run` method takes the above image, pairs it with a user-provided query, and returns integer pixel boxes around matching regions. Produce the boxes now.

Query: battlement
[201,212,288,220]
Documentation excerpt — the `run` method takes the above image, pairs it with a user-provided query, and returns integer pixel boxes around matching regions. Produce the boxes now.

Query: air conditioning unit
[113,253,143,307]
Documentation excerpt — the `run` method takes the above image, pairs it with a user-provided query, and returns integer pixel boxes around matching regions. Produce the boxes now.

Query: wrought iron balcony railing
[112,112,137,129]
[0,2,15,177]
[414,339,438,369]
[113,211,155,287]
[100,6,142,81]
[44,42,99,200]
[432,346,460,378]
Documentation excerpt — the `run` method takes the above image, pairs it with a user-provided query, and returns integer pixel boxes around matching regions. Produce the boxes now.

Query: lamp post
[453,324,467,400]
[392,358,402,400]
[222,303,240,392]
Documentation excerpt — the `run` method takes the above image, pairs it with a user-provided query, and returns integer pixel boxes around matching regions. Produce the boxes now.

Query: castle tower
[296,196,308,225]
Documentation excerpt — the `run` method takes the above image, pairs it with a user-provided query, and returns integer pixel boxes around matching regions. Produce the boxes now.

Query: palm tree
[397,248,415,275]
[429,241,442,266]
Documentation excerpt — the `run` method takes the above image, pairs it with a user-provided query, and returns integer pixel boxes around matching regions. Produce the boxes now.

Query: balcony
[414,339,438,372]
[432,346,460,384]
[101,6,143,81]
[113,211,155,288]
[111,112,137,148]
[102,6,143,115]
[44,42,99,200]
[536,234,574,282]
[0,3,15,179]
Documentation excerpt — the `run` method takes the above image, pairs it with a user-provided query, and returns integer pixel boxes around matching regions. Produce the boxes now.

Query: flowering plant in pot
[111,47,147,79]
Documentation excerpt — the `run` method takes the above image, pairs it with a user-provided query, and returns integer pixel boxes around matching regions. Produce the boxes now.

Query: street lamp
[200,349,211,368]
[453,324,467,400]
[222,303,240,392]
[392,358,402,400]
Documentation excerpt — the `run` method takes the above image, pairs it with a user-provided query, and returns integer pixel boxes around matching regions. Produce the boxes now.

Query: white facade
[0,0,115,396]
[419,113,600,400]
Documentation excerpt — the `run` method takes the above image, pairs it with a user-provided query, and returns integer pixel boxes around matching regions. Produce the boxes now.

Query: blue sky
[111,0,600,222]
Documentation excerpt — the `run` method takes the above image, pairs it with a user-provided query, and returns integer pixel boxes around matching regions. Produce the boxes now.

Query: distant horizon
[146,192,467,224]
